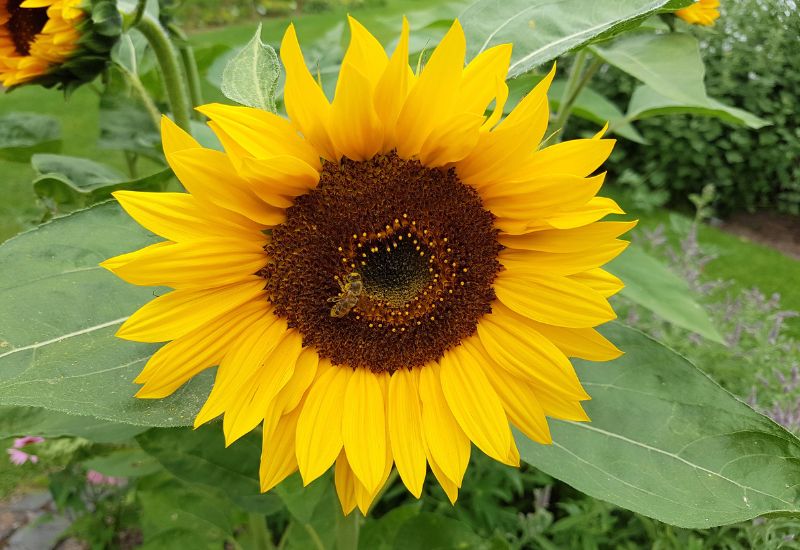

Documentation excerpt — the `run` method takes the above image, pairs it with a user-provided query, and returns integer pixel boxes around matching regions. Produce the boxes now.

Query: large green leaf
[0,405,146,443]
[506,75,646,142]
[136,425,283,515]
[32,154,172,212]
[548,80,647,143]
[591,33,769,129]
[137,474,236,550]
[626,84,770,129]
[519,323,800,528]
[0,112,61,161]
[460,0,691,77]
[0,203,211,426]
[608,244,724,343]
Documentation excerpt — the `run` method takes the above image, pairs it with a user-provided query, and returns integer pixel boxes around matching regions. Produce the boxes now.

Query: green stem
[136,14,192,133]
[247,513,275,550]
[551,48,600,142]
[168,23,204,113]
[124,151,139,179]
[335,510,361,550]
[118,64,162,130]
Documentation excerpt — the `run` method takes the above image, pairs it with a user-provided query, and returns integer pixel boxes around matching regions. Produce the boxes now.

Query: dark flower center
[260,152,502,372]
[6,0,48,56]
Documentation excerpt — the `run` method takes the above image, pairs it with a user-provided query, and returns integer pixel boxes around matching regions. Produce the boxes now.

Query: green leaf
[358,503,421,550]
[0,203,211,426]
[626,84,770,129]
[0,112,61,161]
[548,80,647,143]
[519,323,800,528]
[460,0,692,77]
[392,513,483,550]
[221,23,280,113]
[98,90,161,158]
[0,405,147,443]
[608,244,723,343]
[136,425,283,515]
[83,447,162,477]
[138,474,235,550]
[32,154,172,211]
[591,33,769,129]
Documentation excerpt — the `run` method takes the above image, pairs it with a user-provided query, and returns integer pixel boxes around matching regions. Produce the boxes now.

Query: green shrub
[595,0,800,216]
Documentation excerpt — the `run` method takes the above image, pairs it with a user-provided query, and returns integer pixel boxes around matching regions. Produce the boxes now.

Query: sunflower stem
[246,513,275,549]
[117,63,163,131]
[168,23,204,114]
[551,49,602,142]
[136,14,193,133]
[335,510,361,550]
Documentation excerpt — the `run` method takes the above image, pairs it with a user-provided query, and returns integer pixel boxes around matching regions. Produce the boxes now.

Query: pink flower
[6,435,44,466]
[7,448,38,466]
[12,436,44,449]
[86,470,125,487]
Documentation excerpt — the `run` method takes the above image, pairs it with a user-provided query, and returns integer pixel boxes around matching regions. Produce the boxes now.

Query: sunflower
[103,17,634,514]
[0,0,120,90]
[675,0,720,26]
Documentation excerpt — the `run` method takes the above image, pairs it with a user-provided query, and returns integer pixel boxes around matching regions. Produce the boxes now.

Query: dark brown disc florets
[260,152,502,372]
[6,0,48,56]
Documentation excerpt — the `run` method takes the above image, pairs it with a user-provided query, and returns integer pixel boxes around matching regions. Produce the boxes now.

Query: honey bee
[328,272,363,318]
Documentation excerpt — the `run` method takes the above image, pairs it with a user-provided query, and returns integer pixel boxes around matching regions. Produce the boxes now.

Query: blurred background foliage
[596,0,800,215]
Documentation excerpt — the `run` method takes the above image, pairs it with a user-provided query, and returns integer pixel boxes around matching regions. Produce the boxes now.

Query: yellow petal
[477,305,588,399]
[166,148,286,225]
[457,64,556,186]
[343,368,386,493]
[275,347,319,415]
[117,277,266,343]
[195,103,320,169]
[470,339,552,444]
[395,20,465,158]
[193,313,288,426]
[334,451,358,515]
[388,368,426,498]
[481,172,605,208]
[544,197,627,229]
[418,363,470,487]
[102,241,172,272]
[459,44,512,116]
[113,191,265,243]
[260,406,301,492]
[135,300,269,398]
[417,112,484,167]
[374,17,412,152]
[353,425,393,515]
[296,365,351,484]
[498,221,638,252]
[425,447,459,504]
[499,240,629,277]
[570,268,625,298]
[339,16,388,91]
[236,156,320,205]
[280,24,337,160]
[439,345,513,464]
[330,62,383,161]
[527,321,622,362]
[104,237,267,289]
[161,114,201,154]
[535,391,591,422]
[526,135,615,178]
[494,271,616,328]
[223,330,303,446]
